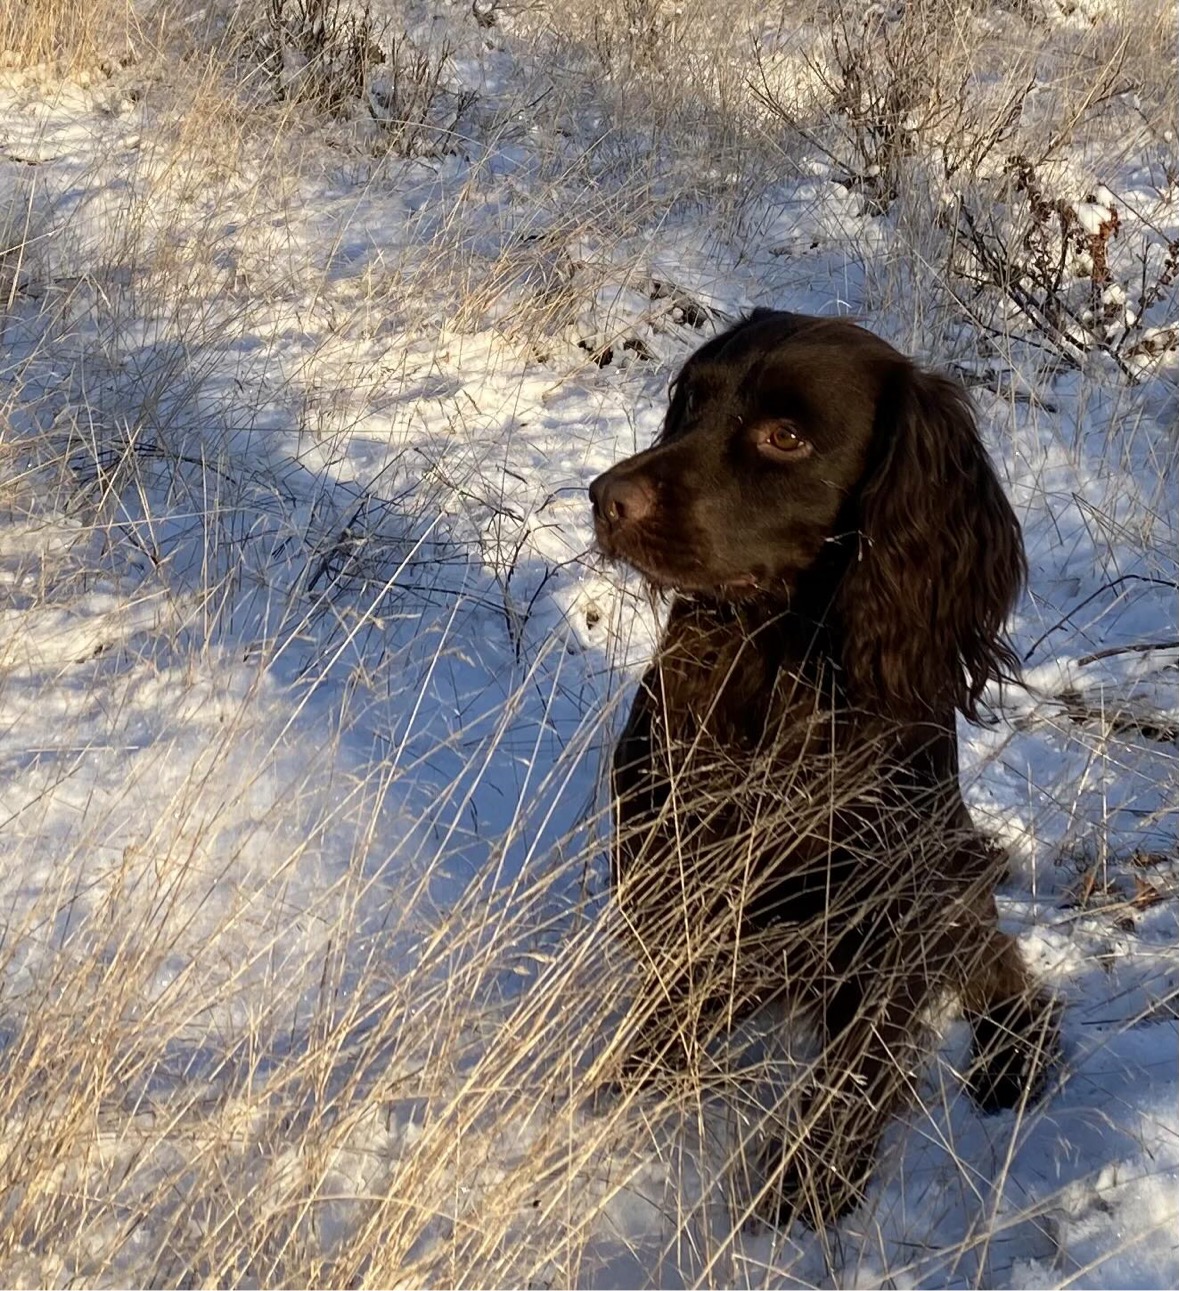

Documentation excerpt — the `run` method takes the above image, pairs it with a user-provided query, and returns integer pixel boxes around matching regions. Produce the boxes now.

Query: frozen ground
[0,0,1176,1284]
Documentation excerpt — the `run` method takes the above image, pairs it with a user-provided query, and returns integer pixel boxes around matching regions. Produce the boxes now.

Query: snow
[0,2,1177,1285]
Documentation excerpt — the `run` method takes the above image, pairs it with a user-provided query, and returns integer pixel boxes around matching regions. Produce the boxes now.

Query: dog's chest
[648,609,843,769]
[615,622,864,847]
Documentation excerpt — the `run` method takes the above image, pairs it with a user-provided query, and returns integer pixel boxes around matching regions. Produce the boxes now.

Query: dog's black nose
[589,471,654,528]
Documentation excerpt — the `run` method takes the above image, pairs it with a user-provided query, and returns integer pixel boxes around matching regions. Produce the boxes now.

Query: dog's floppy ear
[837,364,1026,721]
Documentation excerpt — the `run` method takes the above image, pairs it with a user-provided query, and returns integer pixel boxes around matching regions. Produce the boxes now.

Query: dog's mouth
[596,530,770,599]
[643,568,765,597]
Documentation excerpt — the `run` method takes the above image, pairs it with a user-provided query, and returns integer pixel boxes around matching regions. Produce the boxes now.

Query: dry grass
[0,0,140,70]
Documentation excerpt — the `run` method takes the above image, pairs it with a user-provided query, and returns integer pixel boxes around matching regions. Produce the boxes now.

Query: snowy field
[0,0,1176,1284]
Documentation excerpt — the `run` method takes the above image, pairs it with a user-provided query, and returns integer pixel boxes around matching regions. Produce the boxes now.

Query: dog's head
[589,310,1026,719]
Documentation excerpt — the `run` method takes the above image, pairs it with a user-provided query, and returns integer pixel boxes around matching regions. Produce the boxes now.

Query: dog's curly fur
[589,311,1059,1229]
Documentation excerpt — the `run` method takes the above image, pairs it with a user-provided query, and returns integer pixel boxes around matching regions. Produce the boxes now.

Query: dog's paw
[967,997,1060,1114]
[758,1138,868,1231]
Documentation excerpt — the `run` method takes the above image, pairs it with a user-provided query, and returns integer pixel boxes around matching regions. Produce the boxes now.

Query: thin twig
[1076,639,1179,667]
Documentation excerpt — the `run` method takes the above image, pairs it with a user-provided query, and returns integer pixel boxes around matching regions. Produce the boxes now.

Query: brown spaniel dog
[590,310,1058,1229]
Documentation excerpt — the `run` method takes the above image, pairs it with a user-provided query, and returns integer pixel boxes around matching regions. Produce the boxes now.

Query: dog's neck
[650,595,839,744]
[652,592,957,769]
[661,588,841,669]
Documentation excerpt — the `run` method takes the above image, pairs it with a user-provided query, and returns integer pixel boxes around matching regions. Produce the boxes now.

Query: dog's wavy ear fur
[837,364,1026,722]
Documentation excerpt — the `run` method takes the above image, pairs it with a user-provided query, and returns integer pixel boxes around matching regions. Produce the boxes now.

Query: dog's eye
[755,421,812,460]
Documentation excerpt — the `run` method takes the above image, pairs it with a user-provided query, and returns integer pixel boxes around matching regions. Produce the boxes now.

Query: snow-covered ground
[1,0,1176,1284]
